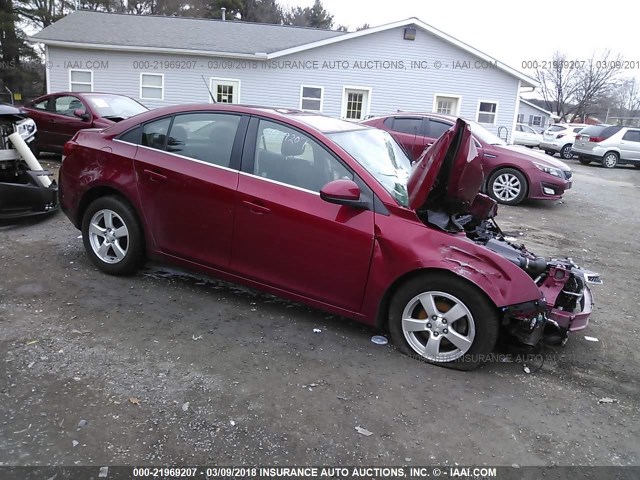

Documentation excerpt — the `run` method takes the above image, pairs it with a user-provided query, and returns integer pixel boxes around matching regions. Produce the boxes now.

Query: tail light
[556,133,565,139]
[63,140,78,157]
[589,136,605,143]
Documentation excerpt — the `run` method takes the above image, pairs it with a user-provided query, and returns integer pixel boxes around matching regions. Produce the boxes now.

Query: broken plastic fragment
[98,466,109,478]
[584,336,599,342]
[598,397,618,404]
[523,365,531,374]
[128,397,140,406]
[182,402,189,412]
[313,328,322,333]
[25,340,39,346]
[355,426,373,436]
[371,335,388,345]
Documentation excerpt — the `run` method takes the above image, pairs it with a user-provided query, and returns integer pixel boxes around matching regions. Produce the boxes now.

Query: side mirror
[74,109,90,121]
[320,179,368,209]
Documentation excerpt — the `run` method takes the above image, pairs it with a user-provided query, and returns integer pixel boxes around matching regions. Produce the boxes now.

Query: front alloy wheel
[488,168,527,205]
[389,274,499,370]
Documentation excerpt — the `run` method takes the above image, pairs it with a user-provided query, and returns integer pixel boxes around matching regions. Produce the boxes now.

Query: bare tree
[532,50,621,122]
[615,78,640,114]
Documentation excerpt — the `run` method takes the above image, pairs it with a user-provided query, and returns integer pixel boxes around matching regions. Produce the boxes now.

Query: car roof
[102,104,371,136]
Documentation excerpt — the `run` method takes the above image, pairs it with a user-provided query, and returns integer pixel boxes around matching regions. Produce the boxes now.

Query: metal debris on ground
[598,397,618,404]
[371,335,388,345]
[355,426,373,436]
[72,440,79,447]
[584,336,599,342]
[182,402,190,412]
[25,340,39,346]
[77,419,88,429]
[98,467,109,478]
[192,334,203,341]
[313,328,322,333]
[523,365,531,374]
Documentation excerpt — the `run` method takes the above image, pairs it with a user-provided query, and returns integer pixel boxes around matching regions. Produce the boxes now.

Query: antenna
[202,75,216,103]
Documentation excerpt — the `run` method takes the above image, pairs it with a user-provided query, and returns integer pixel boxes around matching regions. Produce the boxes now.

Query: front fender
[362,215,543,324]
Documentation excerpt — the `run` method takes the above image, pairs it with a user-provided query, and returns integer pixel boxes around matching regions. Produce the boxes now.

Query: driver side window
[253,119,352,192]
[54,96,85,117]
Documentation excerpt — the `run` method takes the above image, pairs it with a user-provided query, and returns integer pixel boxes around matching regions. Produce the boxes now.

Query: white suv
[540,123,588,159]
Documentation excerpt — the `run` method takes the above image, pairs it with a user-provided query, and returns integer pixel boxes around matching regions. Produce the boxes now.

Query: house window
[300,86,323,112]
[140,73,164,100]
[69,70,93,92]
[210,78,240,104]
[529,115,542,127]
[477,101,498,124]
[342,87,370,120]
[517,114,524,123]
[433,95,460,116]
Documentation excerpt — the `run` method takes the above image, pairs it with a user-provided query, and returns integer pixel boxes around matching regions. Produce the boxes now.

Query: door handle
[242,200,270,214]
[143,169,167,182]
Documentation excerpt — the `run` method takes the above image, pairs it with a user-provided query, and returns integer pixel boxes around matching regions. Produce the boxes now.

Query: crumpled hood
[408,118,483,212]
[498,145,571,171]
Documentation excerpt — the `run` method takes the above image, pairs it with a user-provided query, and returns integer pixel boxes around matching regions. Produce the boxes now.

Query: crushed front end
[464,215,602,346]
[0,109,58,220]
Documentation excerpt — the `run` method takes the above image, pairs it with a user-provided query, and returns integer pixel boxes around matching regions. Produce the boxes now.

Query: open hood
[407,118,483,213]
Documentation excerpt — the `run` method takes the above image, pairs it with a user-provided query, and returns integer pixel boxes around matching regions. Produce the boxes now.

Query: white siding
[518,100,553,132]
[46,26,522,141]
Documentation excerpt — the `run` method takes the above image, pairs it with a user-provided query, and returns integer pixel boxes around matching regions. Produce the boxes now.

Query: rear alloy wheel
[488,168,528,205]
[560,144,574,160]
[578,158,592,165]
[601,152,619,169]
[82,196,144,275]
[389,274,499,370]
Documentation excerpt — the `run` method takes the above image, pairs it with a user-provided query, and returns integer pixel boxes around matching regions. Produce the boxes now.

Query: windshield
[329,128,412,207]
[468,121,506,145]
[85,95,148,119]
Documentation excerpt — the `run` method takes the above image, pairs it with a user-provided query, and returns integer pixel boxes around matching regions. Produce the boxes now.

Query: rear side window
[30,99,49,110]
[428,119,452,138]
[119,126,142,144]
[622,130,640,142]
[142,117,171,150]
[391,117,423,135]
[167,113,241,167]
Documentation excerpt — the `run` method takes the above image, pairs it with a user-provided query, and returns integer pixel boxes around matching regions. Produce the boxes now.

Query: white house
[518,98,558,132]
[30,11,537,141]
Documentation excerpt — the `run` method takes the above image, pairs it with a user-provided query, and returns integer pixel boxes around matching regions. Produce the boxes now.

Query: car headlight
[16,118,37,139]
[534,162,563,177]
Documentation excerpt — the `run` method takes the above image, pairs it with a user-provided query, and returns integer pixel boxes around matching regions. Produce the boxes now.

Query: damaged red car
[59,105,601,369]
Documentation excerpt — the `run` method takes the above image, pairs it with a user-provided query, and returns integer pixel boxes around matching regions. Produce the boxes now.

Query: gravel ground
[1,158,638,467]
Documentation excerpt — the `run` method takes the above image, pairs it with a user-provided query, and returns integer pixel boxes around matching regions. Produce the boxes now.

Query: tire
[388,273,500,370]
[578,158,591,165]
[81,195,145,275]
[487,168,528,206]
[601,152,619,169]
[544,150,555,156]
[560,144,574,160]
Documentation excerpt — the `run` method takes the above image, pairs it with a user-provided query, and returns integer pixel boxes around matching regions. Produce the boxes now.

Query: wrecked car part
[0,109,58,219]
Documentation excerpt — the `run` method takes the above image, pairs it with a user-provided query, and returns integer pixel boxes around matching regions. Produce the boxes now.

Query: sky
[282,0,639,90]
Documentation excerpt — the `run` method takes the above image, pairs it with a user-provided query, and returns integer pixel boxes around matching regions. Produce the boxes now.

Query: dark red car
[23,92,148,155]
[59,105,601,369]
[362,113,573,206]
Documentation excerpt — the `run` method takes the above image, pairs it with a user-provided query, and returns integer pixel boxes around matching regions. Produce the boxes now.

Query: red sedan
[361,113,573,206]
[59,105,599,369]
[23,92,148,155]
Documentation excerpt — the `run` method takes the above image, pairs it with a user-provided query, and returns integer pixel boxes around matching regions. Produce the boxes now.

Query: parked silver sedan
[572,125,640,168]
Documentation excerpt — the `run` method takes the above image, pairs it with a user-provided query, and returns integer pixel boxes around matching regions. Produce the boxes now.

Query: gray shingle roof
[32,10,346,55]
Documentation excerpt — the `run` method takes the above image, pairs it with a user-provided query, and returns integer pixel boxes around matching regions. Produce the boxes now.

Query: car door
[133,112,248,268]
[231,117,375,312]
[50,95,92,149]
[384,116,427,160]
[619,130,640,160]
[24,97,55,148]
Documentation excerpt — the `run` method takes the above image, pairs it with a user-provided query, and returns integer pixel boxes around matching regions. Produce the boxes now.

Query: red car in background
[59,105,600,369]
[362,113,573,205]
[23,92,148,155]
